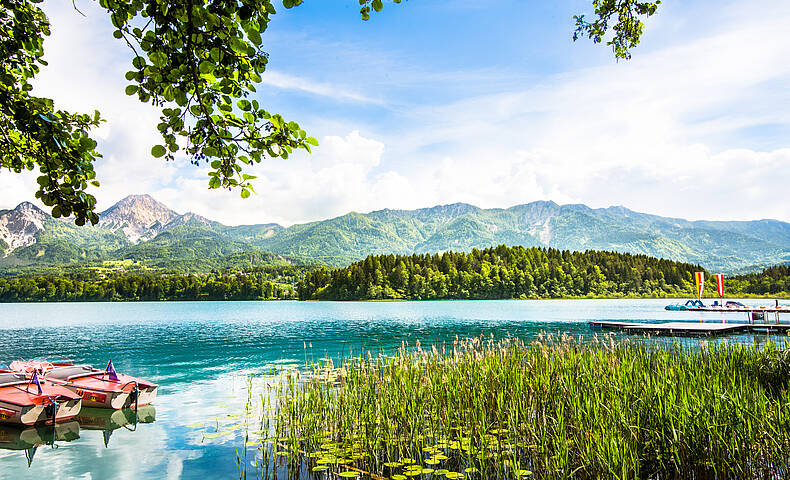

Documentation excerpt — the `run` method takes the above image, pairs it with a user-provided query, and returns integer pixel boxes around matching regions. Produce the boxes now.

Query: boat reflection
[0,406,156,465]
[76,405,156,447]
[0,421,80,466]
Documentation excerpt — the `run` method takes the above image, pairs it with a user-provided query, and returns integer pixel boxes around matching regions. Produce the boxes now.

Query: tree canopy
[0,0,660,225]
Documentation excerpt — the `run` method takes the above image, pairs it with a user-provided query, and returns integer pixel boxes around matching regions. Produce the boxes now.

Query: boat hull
[0,397,81,426]
[9,362,158,410]
[67,383,157,409]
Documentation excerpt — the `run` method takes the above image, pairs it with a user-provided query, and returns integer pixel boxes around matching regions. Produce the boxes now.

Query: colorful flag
[106,360,119,382]
[714,274,725,298]
[31,371,42,395]
[695,272,705,299]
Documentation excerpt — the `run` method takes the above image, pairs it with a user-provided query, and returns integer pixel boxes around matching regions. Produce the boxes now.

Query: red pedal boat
[0,371,81,426]
[10,361,157,410]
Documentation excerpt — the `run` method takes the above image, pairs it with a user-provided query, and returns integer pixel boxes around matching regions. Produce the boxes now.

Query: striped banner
[714,274,725,298]
[695,272,705,299]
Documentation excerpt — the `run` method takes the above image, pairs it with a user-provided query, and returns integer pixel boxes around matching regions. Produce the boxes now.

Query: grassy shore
[249,336,790,479]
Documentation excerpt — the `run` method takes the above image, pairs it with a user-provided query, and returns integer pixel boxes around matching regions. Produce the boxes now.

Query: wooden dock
[670,306,790,313]
[588,321,790,337]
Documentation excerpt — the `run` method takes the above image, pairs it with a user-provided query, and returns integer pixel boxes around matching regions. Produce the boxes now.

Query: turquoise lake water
[0,299,778,479]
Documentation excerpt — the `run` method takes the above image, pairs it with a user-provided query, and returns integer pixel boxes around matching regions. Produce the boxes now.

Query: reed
[246,336,790,479]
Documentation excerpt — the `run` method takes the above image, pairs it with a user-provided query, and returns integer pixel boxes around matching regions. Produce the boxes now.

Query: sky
[2,0,790,226]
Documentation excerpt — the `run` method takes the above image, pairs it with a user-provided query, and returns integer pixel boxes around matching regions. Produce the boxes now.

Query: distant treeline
[2,247,787,302]
[297,246,709,301]
[729,265,790,296]
[0,266,311,302]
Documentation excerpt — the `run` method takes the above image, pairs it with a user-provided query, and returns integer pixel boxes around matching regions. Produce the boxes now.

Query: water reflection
[0,421,80,467]
[77,406,156,448]
[0,406,155,466]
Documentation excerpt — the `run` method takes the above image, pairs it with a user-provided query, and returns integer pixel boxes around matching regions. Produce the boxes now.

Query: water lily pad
[338,472,359,478]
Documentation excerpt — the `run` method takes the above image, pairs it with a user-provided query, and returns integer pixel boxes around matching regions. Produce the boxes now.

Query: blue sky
[2,0,789,226]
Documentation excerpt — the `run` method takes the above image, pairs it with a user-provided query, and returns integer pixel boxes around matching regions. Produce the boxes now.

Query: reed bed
[244,336,790,479]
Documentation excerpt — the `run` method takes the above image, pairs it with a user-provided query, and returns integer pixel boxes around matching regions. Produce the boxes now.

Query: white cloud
[261,71,384,105]
[155,130,394,225]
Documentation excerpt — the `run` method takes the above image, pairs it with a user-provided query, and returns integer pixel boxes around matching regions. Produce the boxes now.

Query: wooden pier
[588,320,790,337]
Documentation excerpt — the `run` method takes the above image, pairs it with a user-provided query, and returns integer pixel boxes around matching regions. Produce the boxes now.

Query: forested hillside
[297,246,705,300]
[4,196,790,273]
[728,265,790,295]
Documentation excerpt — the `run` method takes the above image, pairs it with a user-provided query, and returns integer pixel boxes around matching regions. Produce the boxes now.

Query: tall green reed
[248,336,790,479]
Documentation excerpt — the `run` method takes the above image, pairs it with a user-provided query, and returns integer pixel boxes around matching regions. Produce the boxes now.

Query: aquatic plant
[244,336,790,479]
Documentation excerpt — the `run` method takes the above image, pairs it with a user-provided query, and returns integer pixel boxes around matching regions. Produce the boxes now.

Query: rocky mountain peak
[0,202,49,256]
[15,201,46,216]
[98,194,179,243]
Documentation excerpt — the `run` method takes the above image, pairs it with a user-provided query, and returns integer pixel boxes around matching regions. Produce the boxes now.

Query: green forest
[297,246,790,301]
[726,265,790,295]
[0,266,312,302]
[1,246,788,302]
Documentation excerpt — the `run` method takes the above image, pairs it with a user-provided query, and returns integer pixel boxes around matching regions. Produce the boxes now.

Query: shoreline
[1,294,788,304]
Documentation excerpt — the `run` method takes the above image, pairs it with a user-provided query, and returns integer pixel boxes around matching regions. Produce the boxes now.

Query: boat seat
[0,372,28,387]
[43,365,101,381]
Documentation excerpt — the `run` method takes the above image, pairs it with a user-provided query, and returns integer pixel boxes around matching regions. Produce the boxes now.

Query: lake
[0,299,774,479]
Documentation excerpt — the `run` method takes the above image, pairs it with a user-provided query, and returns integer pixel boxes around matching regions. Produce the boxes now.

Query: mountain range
[1,194,789,273]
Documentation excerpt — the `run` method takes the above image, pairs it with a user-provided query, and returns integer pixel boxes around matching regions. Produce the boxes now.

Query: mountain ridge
[1,195,789,273]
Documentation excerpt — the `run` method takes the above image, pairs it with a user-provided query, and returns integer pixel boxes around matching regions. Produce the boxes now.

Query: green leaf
[305,137,319,146]
[199,61,214,74]
[208,176,221,189]
[247,28,261,46]
[240,188,251,199]
[125,85,138,95]
[203,146,219,157]
[151,145,166,157]
[210,47,223,62]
